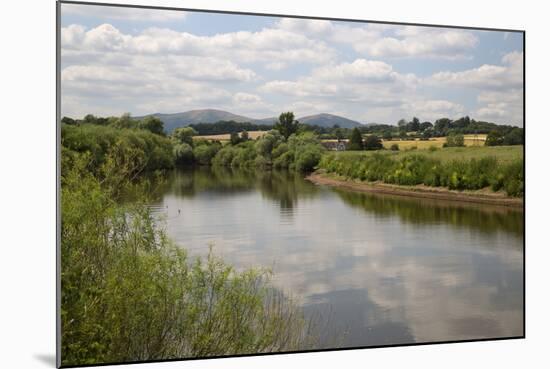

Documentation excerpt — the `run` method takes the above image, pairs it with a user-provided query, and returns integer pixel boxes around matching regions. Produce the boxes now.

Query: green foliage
[274,112,299,139]
[60,152,315,366]
[211,131,324,172]
[193,141,222,165]
[172,127,198,147]
[189,121,272,135]
[138,116,165,135]
[364,134,383,150]
[446,133,465,147]
[230,131,241,145]
[347,128,363,150]
[61,123,174,174]
[319,151,524,197]
[173,143,194,166]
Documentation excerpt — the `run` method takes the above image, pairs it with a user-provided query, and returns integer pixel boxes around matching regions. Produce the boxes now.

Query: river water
[149,166,524,348]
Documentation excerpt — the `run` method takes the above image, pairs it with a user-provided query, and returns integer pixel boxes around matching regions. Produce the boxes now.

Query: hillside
[136,109,364,132]
[297,113,362,128]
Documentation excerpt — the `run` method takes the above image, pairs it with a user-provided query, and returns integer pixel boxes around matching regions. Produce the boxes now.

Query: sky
[60,3,524,126]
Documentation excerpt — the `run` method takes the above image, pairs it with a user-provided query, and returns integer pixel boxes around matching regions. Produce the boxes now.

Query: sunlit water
[148,166,523,348]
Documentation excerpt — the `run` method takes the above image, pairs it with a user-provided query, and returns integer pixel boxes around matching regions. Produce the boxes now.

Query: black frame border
[56,1,526,368]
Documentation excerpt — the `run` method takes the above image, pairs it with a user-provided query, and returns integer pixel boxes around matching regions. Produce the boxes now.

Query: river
[148,166,524,348]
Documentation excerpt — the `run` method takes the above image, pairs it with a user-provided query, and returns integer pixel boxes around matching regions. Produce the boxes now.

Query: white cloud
[276,20,478,59]
[262,59,418,103]
[62,3,187,22]
[430,51,523,89]
[401,99,465,121]
[62,24,336,66]
[429,51,523,125]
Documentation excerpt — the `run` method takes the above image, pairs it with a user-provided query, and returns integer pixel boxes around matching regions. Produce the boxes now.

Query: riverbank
[307,171,524,208]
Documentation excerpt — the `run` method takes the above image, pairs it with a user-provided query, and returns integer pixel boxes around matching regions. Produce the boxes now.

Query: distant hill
[136,109,363,132]
[297,113,362,128]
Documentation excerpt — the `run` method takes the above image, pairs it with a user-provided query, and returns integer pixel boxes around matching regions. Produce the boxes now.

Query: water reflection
[149,167,524,347]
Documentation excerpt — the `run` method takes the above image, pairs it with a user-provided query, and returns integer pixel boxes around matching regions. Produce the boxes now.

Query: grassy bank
[317,146,524,198]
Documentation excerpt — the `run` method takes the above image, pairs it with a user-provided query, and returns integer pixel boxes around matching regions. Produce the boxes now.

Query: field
[195,130,267,140]
[381,134,487,150]
[332,145,523,164]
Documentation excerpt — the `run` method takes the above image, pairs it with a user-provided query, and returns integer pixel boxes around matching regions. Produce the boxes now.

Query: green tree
[364,134,383,150]
[382,130,393,141]
[503,128,524,145]
[446,133,465,147]
[61,116,77,125]
[110,113,136,129]
[409,117,420,131]
[138,116,165,135]
[240,130,249,141]
[348,127,364,150]
[172,127,198,147]
[173,143,194,165]
[274,112,299,140]
[230,132,241,145]
[485,130,504,146]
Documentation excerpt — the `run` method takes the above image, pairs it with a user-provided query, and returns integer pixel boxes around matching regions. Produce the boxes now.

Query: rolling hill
[136,109,363,132]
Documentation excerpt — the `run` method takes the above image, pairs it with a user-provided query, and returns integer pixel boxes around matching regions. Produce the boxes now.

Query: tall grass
[61,151,316,366]
[318,152,524,197]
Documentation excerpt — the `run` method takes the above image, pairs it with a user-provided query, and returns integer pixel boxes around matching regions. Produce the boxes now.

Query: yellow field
[382,134,487,150]
[194,130,268,141]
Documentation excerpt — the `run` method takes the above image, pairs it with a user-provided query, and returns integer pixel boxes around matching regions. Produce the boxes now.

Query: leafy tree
[240,130,249,141]
[409,117,420,132]
[382,130,393,141]
[419,121,433,131]
[333,127,345,141]
[503,127,524,145]
[173,143,194,165]
[485,130,505,146]
[139,116,165,135]
[110,113,137,129]
[348,127,364,150]
[172,127,198,147]
[446,132,465,147]
[434,118,452,134]
[61,116,77,125]
[83,114,97,125]
[230,132,241,145]
[255,130,283,160]
[274,112,300,140]
[399,131,408,140]
[364,134,383,150]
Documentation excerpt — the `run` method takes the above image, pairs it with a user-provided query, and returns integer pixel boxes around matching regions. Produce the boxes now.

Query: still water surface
[149,167,523,348]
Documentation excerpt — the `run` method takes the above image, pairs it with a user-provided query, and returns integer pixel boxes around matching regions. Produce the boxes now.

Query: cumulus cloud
[429,51,523,125]
[430,51,523,89]
[276,19,478,59]
[262,59,418,105]
[62,23,336,66]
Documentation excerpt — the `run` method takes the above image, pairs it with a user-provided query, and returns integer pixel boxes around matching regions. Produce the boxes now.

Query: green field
[332,145,523,164]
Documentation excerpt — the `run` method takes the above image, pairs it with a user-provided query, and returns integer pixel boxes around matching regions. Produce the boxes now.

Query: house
[321,140,347,151]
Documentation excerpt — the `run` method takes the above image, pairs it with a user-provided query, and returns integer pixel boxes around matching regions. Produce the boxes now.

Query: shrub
[390,144,399,151]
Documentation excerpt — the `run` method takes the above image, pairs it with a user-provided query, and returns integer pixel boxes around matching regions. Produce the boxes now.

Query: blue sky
[60,3,524,126]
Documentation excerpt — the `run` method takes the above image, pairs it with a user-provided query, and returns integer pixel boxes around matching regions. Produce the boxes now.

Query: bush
[173,143,194,166]
[318,152,523,197]
[364,135,383,150]
[193,142,221,165]
[446,133,465,147]
[390,144,399,151]
[61,152,316,366]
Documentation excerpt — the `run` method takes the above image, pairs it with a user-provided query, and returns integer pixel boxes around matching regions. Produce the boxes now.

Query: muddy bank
[306,172,523,208]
